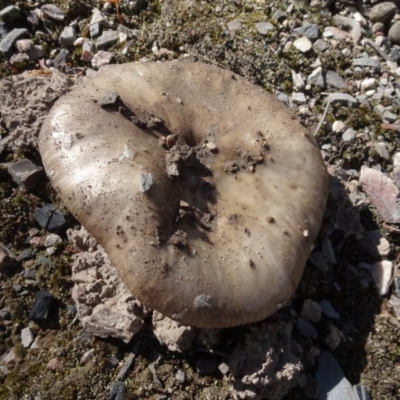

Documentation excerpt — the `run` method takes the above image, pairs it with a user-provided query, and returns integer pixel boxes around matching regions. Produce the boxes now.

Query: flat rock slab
[359,166,400,223]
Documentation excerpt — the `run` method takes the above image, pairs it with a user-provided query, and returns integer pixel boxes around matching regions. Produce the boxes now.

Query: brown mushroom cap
[39,61,328,328]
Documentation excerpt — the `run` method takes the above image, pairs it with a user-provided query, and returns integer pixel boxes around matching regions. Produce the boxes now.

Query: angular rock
[108,381,126,400]
[294,36,312,53]
[91,50,114,69]
[359,166,400,223]
[53,49,69,68]
[328,93,358,107]
[316,352,358,400]
[96,30,119,50]
[27,45,45,60]
[83,304,143,343]
[34,204,66,231]
[291,70,305,89]
[353,58,380,70]
[70,233,145,343]
[308,67,325,88]
[358,261,393,295]
[301,299,322,323]
[229,322,303,400]
[294,24,320,40]
[153,311,196,352]
[227,19,242,33]
[255,22,273,35]
[82,39,94,62]
[7,159,43,189]
[0,28,28,52]
[21,327,34,348]
[41,4,65,21]
[320,300,340,319]
[326,70,345,89]
[59,26,77,47]
[16,39,33,53]
[369,2,397,24]
[313,38,330,52]
[323,325,343,350]
[91,8,112,28]
[292,92,307,104]
[28,290,55,322]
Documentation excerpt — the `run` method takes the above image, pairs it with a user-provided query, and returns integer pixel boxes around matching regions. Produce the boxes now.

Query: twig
[117,340,141,381]
[314,97,332,137]
[364,38,391,62]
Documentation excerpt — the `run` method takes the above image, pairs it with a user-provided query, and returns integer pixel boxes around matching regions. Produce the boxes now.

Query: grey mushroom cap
[39,61,328,329]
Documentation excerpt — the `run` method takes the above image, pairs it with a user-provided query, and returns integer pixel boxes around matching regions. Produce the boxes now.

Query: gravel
[1,0,400,398]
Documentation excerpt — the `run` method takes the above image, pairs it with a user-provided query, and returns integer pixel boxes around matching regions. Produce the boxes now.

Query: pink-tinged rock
[91,51,114,69]
[152,311,196,352]
[83,304,143,343]
[358,260,394,295]
[323,26,349,40]
[359,166,400,223]
[47,358,61,371]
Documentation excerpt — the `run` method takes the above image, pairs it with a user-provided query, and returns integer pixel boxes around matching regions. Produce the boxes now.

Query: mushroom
[39,61,328,329]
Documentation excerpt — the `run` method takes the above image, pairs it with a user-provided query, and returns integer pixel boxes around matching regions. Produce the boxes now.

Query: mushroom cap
[39,61,328,328]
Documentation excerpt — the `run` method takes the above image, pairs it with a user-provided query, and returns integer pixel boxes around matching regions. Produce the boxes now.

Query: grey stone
[389,47,400,62]
[28,45,45,60]
[34,204,66,231]
[294,24,320,40]
[91,8,111,28]
[21,327,34,348]
[291,70,305,89]
[320,300,340,319]
[308,67,325,88]
[255,22,273,35]
[352,57,380,70]
[53,49,69,68]
[369,2,397,24]
[139,173,153,192]
[41,4,65,21]
[292,92,307,104]
[59,26,77,47]
[0,28,28,52]
[227,19,242,33]
[313,38,330,52]
[90,22,101,38]
[296,317,318,339]
[328,93,358,107]
[316,352,358,400]
[342,128,356,142]
[117,24,139,39]
[7,159,43,189]
[301,299,322,323]
[108,381,125,400]
[96,30,119,50]
[326,70,345,89]
[81,39,95,62]
[383,110,398,122]
[28,291,55,321]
